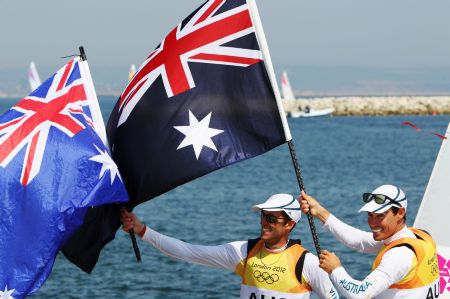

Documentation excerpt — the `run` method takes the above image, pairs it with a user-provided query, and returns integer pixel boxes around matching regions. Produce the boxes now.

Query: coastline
[283,96,450,116]
[1,95,450,116]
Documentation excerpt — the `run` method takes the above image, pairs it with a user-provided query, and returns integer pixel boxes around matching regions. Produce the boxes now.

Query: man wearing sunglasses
[121,193,339,299]
[300,184,440,299]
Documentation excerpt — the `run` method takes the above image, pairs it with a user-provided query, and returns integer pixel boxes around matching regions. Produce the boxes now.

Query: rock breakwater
[283,96,450,116]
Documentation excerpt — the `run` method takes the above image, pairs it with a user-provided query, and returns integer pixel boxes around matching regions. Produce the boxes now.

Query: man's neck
[384,224,411,245]
[264,239,289,252]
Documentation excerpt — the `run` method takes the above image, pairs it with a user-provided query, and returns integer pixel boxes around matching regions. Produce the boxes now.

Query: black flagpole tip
[79,46,87,61]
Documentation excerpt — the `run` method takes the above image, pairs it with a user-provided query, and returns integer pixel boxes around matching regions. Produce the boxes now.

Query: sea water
[1,97,448,298]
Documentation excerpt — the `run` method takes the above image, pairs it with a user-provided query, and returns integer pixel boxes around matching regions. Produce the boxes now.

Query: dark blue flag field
[63,0,289,273]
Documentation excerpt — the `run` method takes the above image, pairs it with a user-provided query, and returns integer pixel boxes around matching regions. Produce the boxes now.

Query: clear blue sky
[1,0,450,70]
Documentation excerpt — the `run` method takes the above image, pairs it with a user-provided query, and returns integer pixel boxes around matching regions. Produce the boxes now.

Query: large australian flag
[63,0,288,273]
[0,58,128,298]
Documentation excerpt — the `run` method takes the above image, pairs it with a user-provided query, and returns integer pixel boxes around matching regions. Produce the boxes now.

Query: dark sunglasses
[260,211,288,224]
[362,193,401,206]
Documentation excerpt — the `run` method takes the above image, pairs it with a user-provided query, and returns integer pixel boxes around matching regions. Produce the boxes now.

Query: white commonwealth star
[89,145,122,183]
[174,110,224,159]
[0,285,15,299]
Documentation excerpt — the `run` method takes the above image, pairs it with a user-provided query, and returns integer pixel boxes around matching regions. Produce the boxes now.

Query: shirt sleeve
[324,214,383,253]
[329,247,415,299]
[141,226,246,271]
[302,253,340,299]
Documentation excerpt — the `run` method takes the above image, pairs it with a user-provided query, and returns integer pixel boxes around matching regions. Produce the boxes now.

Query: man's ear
[397,207,406,223]
[285,220,296,231]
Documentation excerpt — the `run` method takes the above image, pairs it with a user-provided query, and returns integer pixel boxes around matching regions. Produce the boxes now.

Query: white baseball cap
[252,193,302,223]
[359,184,408,214]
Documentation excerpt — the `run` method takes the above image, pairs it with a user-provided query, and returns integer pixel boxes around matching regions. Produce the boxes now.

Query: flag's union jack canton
[0,58,128,298]
[0,60,92,186]
[117,0,262,126]
[63,0,287,273]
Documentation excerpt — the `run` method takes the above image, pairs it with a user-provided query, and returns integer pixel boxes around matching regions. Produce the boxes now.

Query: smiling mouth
[371,228,382,233]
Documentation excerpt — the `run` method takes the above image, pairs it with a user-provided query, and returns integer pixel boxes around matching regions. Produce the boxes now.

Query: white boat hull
[288,108,334,118]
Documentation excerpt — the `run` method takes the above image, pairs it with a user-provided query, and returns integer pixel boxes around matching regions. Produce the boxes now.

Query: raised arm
[299,191,381,253]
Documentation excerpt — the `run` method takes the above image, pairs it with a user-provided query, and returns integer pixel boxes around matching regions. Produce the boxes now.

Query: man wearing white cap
[122,193,339,299]
[300,185,440,299]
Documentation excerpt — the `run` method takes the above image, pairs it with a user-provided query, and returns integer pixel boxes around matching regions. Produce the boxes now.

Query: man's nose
[368,216,378,226]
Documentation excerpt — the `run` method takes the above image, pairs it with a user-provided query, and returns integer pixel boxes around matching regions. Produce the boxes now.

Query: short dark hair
[391,207,406,222]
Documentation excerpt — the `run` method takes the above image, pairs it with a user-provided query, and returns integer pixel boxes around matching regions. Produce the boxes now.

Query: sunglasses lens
[261,212,282,224]
[374,195,387,204]
[363,193,391,205]
[362,193,372,203]
[267,214,277,223]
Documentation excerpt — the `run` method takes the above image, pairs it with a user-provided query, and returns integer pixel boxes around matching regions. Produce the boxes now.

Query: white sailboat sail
[280,71,295,101]
[128,64,136,82]
[28,61,41,92]
[414,122,450,298]
[279,71,334,118]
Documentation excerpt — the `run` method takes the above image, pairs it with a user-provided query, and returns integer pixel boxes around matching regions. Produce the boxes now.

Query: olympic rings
[253,270,279,284]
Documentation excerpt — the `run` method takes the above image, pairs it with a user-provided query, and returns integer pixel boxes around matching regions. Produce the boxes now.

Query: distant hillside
[275,65,450,96]
[0,64,449,97]
[0,66,130,97]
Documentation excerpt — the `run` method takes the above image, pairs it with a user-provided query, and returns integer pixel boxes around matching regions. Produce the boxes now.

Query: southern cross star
[0,285,15,299]
[174,110,224,159]
[89,145,122,183]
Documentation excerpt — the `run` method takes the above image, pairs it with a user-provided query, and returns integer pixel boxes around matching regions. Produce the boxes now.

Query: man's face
[367,208,405,241]
[259,211,294,248]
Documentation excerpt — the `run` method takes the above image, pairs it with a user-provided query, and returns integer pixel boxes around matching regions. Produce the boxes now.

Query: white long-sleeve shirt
[324,214,416,299]
[141,227,339,299]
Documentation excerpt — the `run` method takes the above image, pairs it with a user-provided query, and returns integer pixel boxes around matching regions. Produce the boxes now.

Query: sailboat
[414,122,450,298]
[281,71,296,101]
[128,64,136,82]
[28,61,41,92]
[280,71,334,118]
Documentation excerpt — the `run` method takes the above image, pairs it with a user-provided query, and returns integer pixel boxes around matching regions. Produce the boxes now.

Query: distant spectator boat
[280,71,334,118]
[289,107,335,118]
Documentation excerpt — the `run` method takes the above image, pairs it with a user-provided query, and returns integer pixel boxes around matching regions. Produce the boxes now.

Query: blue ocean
[1,96,448,298]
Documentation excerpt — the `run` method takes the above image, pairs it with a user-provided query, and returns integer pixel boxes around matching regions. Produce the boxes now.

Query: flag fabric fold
[0,58,128,298]
[63,0,289,273]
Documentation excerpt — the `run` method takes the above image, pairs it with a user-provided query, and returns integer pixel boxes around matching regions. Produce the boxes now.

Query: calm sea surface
[1,96,449,298]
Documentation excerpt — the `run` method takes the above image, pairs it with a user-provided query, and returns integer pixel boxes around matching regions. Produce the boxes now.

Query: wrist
[137,224,146,237]
[317,207,330,223]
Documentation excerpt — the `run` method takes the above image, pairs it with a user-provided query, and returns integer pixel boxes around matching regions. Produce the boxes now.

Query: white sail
[280,71,295,101]
[414,122,450,298]
[128,64,136,82]
[279,71,334,118]
[28,61,41,92]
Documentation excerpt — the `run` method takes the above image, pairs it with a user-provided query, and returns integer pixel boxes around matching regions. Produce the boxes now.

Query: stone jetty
[282,96,450,116]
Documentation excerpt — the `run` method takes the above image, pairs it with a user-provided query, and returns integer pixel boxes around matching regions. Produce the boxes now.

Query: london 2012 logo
[438,253,450,295]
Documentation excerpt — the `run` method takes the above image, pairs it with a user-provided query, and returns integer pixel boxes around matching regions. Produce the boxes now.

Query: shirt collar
[384,225,415,245]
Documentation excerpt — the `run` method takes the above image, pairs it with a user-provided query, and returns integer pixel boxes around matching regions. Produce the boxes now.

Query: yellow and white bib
[372,228,440,298]
[236,239,312,299]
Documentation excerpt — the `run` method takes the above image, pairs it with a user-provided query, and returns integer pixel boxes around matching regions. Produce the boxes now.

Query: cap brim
[252,203,283,212]
[359,201,393,213]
